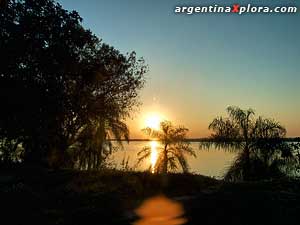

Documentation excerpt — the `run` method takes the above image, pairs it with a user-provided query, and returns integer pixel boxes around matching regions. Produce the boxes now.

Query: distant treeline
[112,137,300,142]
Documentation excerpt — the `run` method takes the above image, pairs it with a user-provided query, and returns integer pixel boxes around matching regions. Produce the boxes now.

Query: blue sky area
[58,0,300,137]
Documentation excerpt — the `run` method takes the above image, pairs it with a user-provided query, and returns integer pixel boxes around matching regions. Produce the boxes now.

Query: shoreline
[1,168,300,225]
[110,137,300,142]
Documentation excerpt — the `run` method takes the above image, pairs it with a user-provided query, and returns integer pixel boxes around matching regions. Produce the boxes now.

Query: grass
[0,166,300,225]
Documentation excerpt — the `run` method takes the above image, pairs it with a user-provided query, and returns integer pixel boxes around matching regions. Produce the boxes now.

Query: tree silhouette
[202,106,298,181]
[66,117,129,170]
[138,121,196,174]
[0,0,147,167]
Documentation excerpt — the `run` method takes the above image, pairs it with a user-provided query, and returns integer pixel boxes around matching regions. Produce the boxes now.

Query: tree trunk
[162,144,168,174]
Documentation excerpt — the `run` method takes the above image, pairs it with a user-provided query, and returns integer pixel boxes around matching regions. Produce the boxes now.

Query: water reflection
[111,141,236,178]
[150,141,158,173]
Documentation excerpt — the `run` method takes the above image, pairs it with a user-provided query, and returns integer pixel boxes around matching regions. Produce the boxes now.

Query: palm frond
[139,120,196,174]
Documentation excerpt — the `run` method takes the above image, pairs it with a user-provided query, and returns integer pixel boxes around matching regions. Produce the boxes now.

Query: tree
[138,121,196,174]
[202,106,297,181]
[66,117,130,170]
[0,0,147,167]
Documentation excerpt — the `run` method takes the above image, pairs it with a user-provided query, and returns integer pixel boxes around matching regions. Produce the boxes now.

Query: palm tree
[68,116,129,170]
[202,106,297,181]
[138,121,196,174]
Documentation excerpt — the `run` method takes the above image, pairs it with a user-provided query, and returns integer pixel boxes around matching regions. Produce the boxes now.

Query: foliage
[65,118,129,170]
[119,155,134,172]
[0,138,23,165]
[138,121,196,174]
[0,0,147,167]
[201,106,299,181]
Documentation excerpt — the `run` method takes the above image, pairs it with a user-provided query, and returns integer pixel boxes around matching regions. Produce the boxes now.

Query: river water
[110,141,237,178]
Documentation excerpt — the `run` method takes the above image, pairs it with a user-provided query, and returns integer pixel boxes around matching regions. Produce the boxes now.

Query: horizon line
[110,137,300,142]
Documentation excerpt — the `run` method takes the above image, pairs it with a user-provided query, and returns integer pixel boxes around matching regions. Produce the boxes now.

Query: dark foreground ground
[1,167,300,225]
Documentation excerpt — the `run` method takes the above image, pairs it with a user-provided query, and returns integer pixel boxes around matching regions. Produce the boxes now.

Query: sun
[145,114,162,130]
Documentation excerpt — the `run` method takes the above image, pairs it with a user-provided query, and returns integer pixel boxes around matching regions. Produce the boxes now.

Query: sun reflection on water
[150,141,158,173]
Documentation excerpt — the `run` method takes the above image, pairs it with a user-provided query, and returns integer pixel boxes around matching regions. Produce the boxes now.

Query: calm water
[110,141,237,178]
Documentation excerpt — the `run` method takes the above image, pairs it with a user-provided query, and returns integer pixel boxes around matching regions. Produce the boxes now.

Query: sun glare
[145,114,162,130]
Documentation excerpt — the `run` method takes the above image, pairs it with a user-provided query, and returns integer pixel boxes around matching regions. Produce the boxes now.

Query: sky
[58,0,300,138]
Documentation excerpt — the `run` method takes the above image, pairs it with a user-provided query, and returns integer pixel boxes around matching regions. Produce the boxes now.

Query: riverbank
[0,167,299,225]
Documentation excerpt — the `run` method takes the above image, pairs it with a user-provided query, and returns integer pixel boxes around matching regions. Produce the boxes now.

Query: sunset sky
[58,0,300,138]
